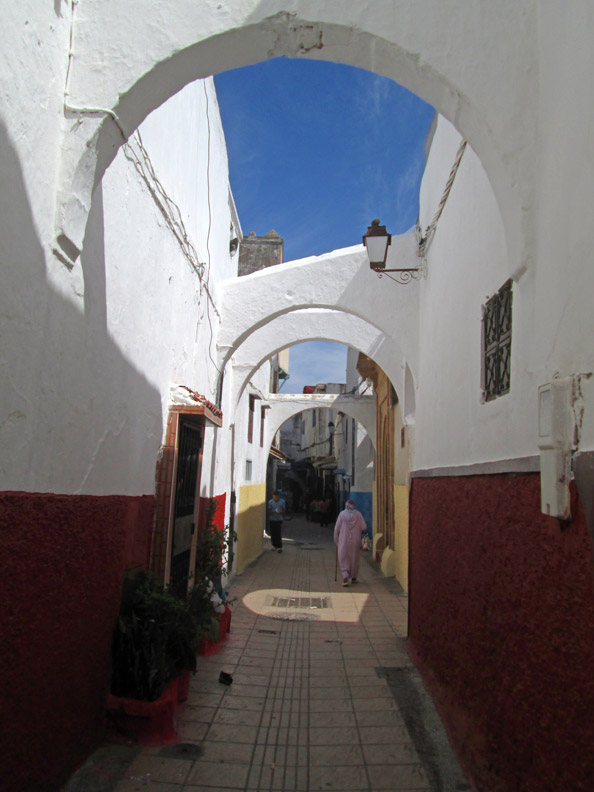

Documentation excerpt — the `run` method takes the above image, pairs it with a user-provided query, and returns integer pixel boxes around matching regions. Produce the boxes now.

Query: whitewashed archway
[257,393,376,481]
[229,308,408,413]
[56,2,531,275]
[217,239,419,383]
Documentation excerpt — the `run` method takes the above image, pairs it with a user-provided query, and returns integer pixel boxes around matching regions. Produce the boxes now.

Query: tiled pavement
[64,517,469,792]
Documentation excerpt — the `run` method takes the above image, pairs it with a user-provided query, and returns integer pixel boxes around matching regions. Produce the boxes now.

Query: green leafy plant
[111,570,199,702]
[194,498,229,581]
[188,498,234,642]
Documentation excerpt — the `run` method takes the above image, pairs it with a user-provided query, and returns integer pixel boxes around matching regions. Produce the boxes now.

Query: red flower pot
[198,605,232,656]
[105,677,179,745]
[219,603,232,636]
[176,669,192,703]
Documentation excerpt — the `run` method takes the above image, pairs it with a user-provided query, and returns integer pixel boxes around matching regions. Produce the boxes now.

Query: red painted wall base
[409,474,594,792]
[0,490,154,792]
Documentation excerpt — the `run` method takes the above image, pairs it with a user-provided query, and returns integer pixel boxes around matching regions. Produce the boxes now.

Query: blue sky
[278,340,348,394]
[214,58,434,391]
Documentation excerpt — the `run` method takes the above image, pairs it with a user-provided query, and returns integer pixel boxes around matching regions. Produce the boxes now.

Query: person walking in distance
[334,498,366,586]
[319,497,330,527]
[267,490,286,553]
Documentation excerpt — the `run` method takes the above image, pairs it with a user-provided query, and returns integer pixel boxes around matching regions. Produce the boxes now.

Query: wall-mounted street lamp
[363,219,424,284]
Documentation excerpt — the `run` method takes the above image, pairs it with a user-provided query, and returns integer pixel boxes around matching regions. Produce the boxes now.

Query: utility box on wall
[538,378,573,519]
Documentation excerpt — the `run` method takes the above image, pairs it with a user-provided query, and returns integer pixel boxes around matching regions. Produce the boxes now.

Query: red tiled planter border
[198,604,232,656]
[105,677,179,745]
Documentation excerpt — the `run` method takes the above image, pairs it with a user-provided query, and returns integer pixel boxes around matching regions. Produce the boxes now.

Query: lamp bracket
[372,257,427,284]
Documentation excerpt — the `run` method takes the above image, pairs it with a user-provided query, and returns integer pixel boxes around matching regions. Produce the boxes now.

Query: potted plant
[106,570,199,743]
[190,498,233,654]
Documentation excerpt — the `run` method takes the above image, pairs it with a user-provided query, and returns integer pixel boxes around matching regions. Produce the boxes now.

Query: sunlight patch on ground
[243,588,369,622]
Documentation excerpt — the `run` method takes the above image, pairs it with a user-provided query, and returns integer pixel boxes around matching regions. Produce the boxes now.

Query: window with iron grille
[483,279,512,401]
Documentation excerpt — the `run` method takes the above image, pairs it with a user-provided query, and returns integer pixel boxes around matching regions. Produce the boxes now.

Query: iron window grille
[174,421,202,518]
[483,279,513,401]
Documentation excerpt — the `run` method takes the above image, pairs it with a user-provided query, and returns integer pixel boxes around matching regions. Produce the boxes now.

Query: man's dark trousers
[270,520,283,549]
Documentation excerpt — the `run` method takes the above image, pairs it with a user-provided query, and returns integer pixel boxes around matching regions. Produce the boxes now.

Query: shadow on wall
[0,120,164,792]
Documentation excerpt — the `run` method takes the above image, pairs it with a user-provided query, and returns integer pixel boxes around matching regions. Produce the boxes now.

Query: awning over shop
[269,445,290,462]
[312,456,337,470]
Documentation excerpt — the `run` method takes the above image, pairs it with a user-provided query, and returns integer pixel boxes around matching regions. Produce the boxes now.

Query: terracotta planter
[105,677,179,745]
[219,603,232,636]
[176,669,192,703]
[198,605,232,656]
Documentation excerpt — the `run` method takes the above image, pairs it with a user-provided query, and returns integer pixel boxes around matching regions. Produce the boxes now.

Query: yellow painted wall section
[393,484,409,591]
[236,483,266,573]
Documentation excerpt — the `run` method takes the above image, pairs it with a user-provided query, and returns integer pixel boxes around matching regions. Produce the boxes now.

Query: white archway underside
[264,394,377,464]
[230,308,406,412]
[57,2,530,275]
[218,241,419,401]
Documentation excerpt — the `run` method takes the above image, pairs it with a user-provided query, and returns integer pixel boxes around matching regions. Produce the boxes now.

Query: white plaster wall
[84,80,237,496]
[414,116,534,470]
[354,427,376,494]
[345,348,375,491]
[1,74,237,496]
[0,4,69,261]
[0,4,81,491]
[138,78,239,285]
[532,2,594,453]
[231,361,275,492]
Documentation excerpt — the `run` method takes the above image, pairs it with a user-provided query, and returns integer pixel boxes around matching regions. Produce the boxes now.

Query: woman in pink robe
[334,499,367,586]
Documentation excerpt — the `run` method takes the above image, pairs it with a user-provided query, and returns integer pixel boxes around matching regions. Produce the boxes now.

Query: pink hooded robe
[334,507,367,579]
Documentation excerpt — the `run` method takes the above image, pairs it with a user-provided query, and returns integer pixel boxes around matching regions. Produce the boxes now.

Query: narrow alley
[64,516,468,792]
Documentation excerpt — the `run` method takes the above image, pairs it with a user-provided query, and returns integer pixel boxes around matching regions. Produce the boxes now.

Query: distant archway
[228,308,409,413]
[265,394,377,451]
[257,393,377,482]
[217,239,419,406]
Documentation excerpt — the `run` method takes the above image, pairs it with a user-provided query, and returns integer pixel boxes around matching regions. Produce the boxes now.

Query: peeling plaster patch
[263,12,324,58]
[1,410,27,430]
[572,372,593,449]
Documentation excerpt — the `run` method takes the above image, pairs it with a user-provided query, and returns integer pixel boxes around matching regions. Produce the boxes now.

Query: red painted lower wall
[0,491,154,792]
[199,492,227,532]
[408,474,594,792]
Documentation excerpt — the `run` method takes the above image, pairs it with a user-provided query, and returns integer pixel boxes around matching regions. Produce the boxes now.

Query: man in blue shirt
[267,490,286,553]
